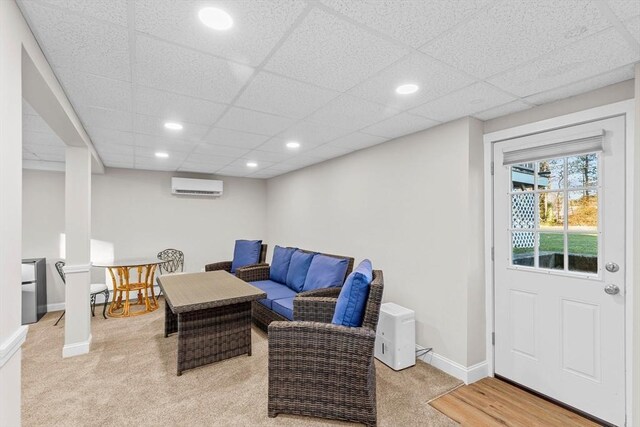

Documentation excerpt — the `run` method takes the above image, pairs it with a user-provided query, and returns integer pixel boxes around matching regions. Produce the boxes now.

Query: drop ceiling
[18,0,640,178]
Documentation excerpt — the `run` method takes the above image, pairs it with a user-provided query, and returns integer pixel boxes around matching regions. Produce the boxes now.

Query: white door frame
[483,99,636,425]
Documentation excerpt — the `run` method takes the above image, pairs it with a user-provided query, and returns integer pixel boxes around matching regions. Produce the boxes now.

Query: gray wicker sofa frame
[204,244,268,274]
[234,249,354,332]
[267,269,384,427]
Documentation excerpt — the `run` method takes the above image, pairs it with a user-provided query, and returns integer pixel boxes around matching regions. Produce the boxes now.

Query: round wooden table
[94,258,167,318]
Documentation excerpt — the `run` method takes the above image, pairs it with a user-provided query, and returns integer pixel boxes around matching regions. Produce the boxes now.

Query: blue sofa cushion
[285,250,315,292]
[230,239,262,273]
[272,297,294,320]
[269,246,296,284]
[332,259,373,327]
[250,280,296,310]
[302,254,349,292]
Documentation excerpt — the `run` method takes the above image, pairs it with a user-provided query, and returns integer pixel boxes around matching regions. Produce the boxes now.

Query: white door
[493,116,626,425]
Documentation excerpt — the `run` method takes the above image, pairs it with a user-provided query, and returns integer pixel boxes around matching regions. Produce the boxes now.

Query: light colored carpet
[22,304,461,426]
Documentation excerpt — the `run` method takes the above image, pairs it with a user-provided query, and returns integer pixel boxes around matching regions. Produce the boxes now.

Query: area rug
[22,305,461,426]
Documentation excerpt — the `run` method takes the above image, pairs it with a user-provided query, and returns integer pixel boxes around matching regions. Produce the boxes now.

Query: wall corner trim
[62,334,92,358]
[418,348,488,385]
[0,326,29,368]
[62,263,92,274]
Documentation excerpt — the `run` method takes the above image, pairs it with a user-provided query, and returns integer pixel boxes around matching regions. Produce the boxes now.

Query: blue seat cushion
[230,239,262,273]
[302,254,349,292]
[272,297,294,320]
[269,246,296,284]
[250,280,296,310]
[332,259,373,327]
[285,250,315,292]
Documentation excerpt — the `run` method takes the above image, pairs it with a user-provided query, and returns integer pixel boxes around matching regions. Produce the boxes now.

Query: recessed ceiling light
[286,141,300,149]
[246,161,258,168]
[164,122,183,130]
[155,152,169,158]
[198,7,233,31]
[395,83,419,95]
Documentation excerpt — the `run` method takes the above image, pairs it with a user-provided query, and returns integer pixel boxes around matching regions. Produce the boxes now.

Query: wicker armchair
[268,270,384,427]
[204,243,267,273]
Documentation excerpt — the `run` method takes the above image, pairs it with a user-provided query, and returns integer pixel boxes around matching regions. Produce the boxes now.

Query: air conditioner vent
[171,177,223,197]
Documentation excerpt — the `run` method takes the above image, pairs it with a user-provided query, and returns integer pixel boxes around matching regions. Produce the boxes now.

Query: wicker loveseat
[204,243,267,274]
[235,248,354,331]
[268,269,384,426]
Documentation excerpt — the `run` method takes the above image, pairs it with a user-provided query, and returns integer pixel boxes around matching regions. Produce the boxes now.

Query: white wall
[266,117,485,368]
[23,168,267,305]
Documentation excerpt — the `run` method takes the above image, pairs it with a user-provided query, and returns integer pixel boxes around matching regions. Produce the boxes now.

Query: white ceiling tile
[55,68,132,112]
[177,163,222,174]
[22,100,38,116]
[410,82,516,122]
[280,154,326,169]
[304,143,353,160]
[247,170,277,179]
[215,168,252,177]
[487,29,640,97]
[473,100,534,121]
[327,132,387,151]
[135,0,307,66]
[80,106,131,132]
[226,158,275,171]
[306,95,400,131]
[244,150,298,164]
[275,121,352,146]
[23,150,39,161]
[134,134,197,153]
[135,86,227,127]
[264,8,409,91]
[94,143,134,157]
[21,0,129,26]
[135,36,254,103]
[98,152,134,165]
[22,130,63,147]
[361,113,440,139]
[216,107,295,136]
[202,127,269,150]
[605,0,640,21]
[194,143,251,158]
[23,145,66,162]
[235,71,339,119]
[19,2,130,80]
[421,0,612,79]
[183,153,235,168]
[134,114,209,142]
[105,161,135,169]
[86,126,134,146]
[135,147,189,163]
[133,161,182,172]
[524,65,636,105]
[626,15,640,43]
[320,0,491,47]
[347,53,476,110]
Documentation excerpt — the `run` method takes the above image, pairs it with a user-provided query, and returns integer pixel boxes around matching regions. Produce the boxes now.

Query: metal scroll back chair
[156,249,184,297]
[54,260,110,326]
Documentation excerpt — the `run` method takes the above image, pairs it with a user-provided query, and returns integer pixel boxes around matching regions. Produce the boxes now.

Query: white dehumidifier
[374,302,415,370]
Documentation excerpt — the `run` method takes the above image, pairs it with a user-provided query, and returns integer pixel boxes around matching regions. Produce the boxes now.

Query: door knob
[605,262,619,273]
[604,284,620,295]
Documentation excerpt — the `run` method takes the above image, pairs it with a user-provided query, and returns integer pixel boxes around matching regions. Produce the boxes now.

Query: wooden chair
[267,270,384,427]
[54,261,110,325]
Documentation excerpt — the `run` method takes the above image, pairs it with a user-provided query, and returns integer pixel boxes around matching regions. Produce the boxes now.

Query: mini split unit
[171,177,223,197]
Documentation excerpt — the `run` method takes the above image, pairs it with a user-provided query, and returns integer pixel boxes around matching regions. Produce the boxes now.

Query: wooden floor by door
[430,378,599,427]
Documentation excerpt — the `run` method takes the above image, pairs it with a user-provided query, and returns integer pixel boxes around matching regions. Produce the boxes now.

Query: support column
[63,145,92,358]
[0,1,28,425]
[633,63,640,427]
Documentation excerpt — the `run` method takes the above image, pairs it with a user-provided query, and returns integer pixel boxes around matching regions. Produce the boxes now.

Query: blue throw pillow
[302,254,349,291]
[270,246,296,284]
[285,250,315,292]
[230,239,262,273]
[332,259,373,327]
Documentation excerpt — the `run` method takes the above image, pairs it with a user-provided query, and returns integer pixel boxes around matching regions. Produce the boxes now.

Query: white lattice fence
[512,193,535,248]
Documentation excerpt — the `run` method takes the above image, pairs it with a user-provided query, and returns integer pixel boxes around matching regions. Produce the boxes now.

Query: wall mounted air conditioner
[375,302,416,370]
[171,177,223,197]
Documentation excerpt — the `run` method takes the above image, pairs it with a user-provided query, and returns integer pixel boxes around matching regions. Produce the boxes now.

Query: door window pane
[512,232,534,267]
[512,163,535,191]
[538,233,564,270]
[538,192,564,230]
[567,154,598,188]
[568,190,598,232]
[537,158,564,190]
[512,193,535,229]
[568,234,598,273]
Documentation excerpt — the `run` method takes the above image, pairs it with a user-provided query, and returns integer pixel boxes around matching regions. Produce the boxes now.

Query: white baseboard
[417,345,488,385]
[62,334,92,358]
[47,302,65,312]
[0,325,28,368]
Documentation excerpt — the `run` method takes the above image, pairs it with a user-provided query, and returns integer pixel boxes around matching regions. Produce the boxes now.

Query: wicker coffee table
[158,271,266,376]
